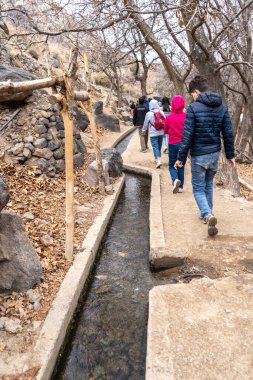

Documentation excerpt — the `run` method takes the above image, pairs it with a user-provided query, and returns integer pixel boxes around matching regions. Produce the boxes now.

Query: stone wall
[2,91,88,177]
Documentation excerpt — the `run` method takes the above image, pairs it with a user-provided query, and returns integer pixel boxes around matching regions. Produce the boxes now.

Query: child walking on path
[142,99,165,168]
[164,95,186,193]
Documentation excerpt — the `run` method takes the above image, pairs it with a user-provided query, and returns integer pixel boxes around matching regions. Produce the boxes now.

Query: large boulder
[95,114,120,132]
[70,104,89,131]
[0,63,34,103]
[100,148,123,177]
[93,101,103,115]
[0,177,10,212]
[0,212,42,292]
[82,159,110,187]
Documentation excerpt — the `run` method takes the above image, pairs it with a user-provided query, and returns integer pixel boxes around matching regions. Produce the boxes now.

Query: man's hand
[229,158,236,168]
[174,160,183,169]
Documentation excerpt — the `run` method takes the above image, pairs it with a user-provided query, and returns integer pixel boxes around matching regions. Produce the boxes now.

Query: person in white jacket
[142,99,165,168]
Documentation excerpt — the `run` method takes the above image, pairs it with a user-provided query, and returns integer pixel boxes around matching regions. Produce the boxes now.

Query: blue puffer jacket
[178,92,235,162]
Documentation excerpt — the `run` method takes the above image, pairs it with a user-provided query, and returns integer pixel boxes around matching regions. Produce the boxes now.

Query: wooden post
[61,48,79,261]
[61,96,74,261]
[83,52,105,194]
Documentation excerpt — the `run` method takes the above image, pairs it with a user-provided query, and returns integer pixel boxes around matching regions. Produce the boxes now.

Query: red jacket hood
[171,96,185,113]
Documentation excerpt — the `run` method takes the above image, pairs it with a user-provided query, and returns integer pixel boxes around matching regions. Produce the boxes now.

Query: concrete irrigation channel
[50,132,194,380]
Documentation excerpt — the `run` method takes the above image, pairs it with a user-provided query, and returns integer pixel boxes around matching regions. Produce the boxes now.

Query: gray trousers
[137,126,148,150]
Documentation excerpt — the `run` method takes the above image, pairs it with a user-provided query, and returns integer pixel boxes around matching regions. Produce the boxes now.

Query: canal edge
[111,125,137,148]
[122,162,166,265]
[33,176,125,380]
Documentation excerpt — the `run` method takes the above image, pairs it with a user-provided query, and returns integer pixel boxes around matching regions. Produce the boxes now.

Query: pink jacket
[164,96,186,144]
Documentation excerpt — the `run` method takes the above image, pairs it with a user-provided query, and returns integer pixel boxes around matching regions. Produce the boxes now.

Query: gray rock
[40,234,53,246]
[82,159,110,187]
[0,212,42,292]
[22,211,35,220]
[31,117,37,126]
[53,147,64,159]
[55,159,65,172]
[48,140,60,151]
[0,317,22,333]
[35,125,47,134]
[41,132,52,141]
[121,111,132,122]
[23,148,31,159]
[100,148,123,177]
[73,153,85,167]
[0,177,10,212]
[25,143,35,152]
[55,118,64,131]
[33,301,41,310]
[10,133,19,140]
[24,135,34,143]
[0,63,34,102]
[73,141,78,154]
[50,115,56,122]
[95,114,120,132]
[105,184,114,194]
[26,157,49,173]
[57,130,65,139]
[34,148,53,160]
[46,167,56,178]
[38,117,50,126]
[76,139,87,153]
[93,101,103,115]
[12,142,24,156]
[26,289,41,303]
[34,138,47,149]
[70,104,89,131]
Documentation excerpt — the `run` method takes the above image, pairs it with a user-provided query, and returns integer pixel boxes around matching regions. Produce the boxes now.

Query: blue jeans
[168,143,186,188]
[150,135,163,159]
[191,152,220,218]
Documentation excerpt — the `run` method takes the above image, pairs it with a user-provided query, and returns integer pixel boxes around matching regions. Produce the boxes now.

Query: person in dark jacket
[133,96,149,152]
[175,75,236,236]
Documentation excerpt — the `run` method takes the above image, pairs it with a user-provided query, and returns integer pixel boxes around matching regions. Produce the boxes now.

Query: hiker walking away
[130,101,135,116]
[161,96,171,153]
[133,96,149,152]
[164,95,186,194]
[142,99,165,168]
[175,76,236,236]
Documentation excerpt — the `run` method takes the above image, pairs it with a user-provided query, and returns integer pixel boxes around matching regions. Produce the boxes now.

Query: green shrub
[93,72,111,88]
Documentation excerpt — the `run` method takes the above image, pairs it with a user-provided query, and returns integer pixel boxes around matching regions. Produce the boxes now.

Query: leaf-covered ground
[0,159,104,333]
[237,163,253,201]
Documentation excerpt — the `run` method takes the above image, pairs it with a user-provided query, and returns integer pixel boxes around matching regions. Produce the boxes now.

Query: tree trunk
[216,150,241,197]
[83,52,105,194]
[125,0,184,95]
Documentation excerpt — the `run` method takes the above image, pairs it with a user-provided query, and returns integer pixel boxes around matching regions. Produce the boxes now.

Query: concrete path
[146,275,253,380]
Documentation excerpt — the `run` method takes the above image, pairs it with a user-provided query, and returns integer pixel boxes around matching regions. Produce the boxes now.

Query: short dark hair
[139,96,145,104]
[189,75,208,93]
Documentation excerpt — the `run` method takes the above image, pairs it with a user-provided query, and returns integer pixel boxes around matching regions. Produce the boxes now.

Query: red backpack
[151,111,165,130]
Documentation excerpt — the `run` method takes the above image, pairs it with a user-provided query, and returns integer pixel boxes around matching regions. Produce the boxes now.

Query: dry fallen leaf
[118,251,126,257]
[0,342,6,352]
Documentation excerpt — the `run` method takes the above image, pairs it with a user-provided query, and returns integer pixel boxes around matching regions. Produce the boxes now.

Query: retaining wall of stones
[3,91,88,177]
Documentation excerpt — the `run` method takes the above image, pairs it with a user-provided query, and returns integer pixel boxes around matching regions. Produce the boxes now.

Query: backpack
[151,111,165,130]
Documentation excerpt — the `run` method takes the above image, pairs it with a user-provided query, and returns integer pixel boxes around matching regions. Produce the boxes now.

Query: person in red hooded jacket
[164,95,186,193]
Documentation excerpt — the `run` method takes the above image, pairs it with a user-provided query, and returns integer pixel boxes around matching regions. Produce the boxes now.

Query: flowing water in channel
[53,131,177,379]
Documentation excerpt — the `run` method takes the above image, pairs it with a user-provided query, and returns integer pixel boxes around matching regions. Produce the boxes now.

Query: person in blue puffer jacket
[175,75,236,237]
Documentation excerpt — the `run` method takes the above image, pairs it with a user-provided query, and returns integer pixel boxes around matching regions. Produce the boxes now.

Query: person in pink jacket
[164,95,186,193]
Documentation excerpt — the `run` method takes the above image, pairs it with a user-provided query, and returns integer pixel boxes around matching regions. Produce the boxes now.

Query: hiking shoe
[173,179,181,193]
[156,160,162,168]
[141,149,147,153]
[178,188,183,193]
[206,215,218,236]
